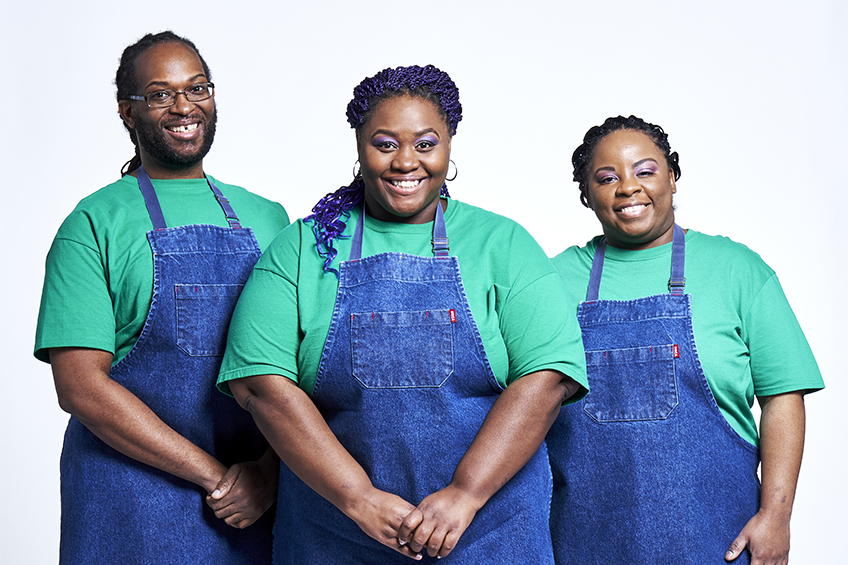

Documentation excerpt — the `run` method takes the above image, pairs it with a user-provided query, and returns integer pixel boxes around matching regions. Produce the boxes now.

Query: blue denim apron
[58,167,273,564]
[273,202,554,564]
[547,225,760,564]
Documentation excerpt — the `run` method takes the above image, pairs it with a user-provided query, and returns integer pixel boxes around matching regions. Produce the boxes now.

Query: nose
[169,91,194,115]
[392,145,419,172]
[616,173,641,196]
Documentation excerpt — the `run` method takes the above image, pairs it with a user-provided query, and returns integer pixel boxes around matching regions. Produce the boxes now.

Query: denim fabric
[273,207,555,564]
[548,226,760,564]
[59,172,273,564]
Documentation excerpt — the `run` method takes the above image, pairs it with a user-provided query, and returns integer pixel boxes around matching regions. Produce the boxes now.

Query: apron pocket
[175,284,244,357]
[351,309,454,388]
[583,344,678,422]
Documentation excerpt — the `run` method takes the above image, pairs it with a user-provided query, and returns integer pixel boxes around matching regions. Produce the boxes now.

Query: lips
[616,202,649,218]
[385,178,424,195]
[163,118,203,141]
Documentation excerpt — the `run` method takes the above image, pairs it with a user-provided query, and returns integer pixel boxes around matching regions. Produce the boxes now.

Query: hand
[397,485,481,559]
[206,455,279,529]
[725,509,790,565]
[348,487,422,560]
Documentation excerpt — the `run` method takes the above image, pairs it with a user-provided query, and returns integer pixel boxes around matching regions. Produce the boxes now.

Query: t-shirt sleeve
[217,226,302,396]
[497,227,589,402]
[745,274,824,397]
[34,233,116,363]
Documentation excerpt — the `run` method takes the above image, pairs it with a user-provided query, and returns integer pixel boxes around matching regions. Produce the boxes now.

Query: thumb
[210,466,239,499]
[725,533,748,562]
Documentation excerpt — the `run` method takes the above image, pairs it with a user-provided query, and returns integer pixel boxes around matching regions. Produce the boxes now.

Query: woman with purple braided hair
[217,65,588,563]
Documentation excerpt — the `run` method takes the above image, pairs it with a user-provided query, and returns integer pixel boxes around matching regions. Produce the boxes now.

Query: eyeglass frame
[125,82,215,108]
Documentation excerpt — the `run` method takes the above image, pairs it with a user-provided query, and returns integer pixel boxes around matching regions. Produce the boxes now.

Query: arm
[206,443,280,529]
[725,391,806,565]
[50,347,227,492]
[398,369,580,559]
[229,374,423,560]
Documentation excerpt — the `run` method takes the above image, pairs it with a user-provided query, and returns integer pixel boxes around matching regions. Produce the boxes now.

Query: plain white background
[1,1,845,561]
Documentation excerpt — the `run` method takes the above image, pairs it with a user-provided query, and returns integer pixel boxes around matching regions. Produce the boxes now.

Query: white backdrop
[1,1,845,562]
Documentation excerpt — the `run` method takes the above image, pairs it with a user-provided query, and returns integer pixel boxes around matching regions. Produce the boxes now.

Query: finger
[425,526,450,558]
[389,540,422,561]
[725,534,748,562]
[211,465,242,500]
[439,529,462,558]
[398,508,424,546]
[409,520,437,555]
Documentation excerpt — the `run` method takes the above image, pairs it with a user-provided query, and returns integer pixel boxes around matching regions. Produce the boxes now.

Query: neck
[135,159,205,179]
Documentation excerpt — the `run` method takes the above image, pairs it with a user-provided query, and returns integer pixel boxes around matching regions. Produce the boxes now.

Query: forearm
[757,391,806,520]
[230,374,374,518]
[51,347,226,492]
[450,370,575,508]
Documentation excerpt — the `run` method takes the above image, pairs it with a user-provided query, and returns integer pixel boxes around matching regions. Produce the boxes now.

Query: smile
[617,203,649,217]
[167,123,199,133]
[390,179,422,189]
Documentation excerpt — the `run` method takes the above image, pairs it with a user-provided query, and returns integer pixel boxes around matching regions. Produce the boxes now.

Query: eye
[374,140,397,151]
[148,90,174,102]
[636,169,655,177]
[187,83,208,95]
[596,174,618,185]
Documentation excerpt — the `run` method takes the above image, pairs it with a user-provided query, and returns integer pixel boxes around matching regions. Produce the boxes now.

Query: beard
[133,106,217,170]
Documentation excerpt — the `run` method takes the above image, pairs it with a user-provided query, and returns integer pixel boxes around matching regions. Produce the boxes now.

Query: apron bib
[547,225,760,564]
[273,203,555,564]
[59,167,273,564]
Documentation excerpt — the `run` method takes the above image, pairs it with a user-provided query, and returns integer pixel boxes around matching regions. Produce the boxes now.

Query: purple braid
[304,64,462,275]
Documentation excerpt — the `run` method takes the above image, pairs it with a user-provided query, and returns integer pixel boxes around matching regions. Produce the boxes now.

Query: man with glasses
[34,31,288,564]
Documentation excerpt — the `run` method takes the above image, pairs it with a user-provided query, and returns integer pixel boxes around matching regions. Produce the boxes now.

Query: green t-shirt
[218,199,588,399]
[551,230,824,445]
[34,175,290,365]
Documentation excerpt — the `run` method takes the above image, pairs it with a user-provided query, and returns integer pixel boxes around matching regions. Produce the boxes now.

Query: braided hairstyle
[115,31,212,176]
[305,64,463,274]
[572,115,681,207]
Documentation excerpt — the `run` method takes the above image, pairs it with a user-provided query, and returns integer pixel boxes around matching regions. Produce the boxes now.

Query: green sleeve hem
[510,363,590,405]
[33,342,115,365]
[216,364,298,397]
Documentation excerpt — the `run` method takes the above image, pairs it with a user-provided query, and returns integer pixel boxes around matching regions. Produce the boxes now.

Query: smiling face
[118,42,216,179]
[585,129,677,250]
[356,95,451,224]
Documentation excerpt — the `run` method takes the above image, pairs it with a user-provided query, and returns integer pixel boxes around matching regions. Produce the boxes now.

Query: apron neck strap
[136,165,242,230]
[350,200,448,261]
[586,223,686,301]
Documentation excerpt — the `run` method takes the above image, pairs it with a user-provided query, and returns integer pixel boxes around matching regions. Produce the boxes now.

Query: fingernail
[211,489,221,498]
[414,555,422,561]
[398,539,407,546]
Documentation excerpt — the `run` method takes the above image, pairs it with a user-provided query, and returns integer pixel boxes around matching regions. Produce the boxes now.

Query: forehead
[134,42,206,90]
[363,95,448,134]
[592,129,666,165]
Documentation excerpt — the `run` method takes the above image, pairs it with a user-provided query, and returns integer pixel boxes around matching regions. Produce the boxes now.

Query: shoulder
[208,177,289,221]
[550,236,601,279]
[54,177,142,243]
[687,230,775,278]
[447,199,542,251]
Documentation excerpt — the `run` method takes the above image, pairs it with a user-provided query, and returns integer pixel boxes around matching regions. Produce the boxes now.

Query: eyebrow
[633,158,659,168]
[371,128,441,139]
[145,73,208,90]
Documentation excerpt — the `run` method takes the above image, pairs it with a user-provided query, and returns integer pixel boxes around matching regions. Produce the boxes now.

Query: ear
[669,169,677,194]
[355,130,365,161]
[118,100,136,129]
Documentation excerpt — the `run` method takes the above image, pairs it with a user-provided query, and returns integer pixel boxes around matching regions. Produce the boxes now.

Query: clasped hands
[352,483,483,561]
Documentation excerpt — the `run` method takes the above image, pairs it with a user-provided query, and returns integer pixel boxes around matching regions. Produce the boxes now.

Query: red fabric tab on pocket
[449,309,457,323]
[673,344,680,358]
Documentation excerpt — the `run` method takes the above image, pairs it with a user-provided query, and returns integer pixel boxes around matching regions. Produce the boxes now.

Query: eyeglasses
[126,82,215,108]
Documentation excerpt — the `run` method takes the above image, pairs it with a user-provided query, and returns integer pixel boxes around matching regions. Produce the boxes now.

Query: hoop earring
[446,159,458,182]
[352,160,361,178]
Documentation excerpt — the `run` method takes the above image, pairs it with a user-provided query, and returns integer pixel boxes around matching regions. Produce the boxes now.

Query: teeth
[392,179,420,189]
[168,124,198,133]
